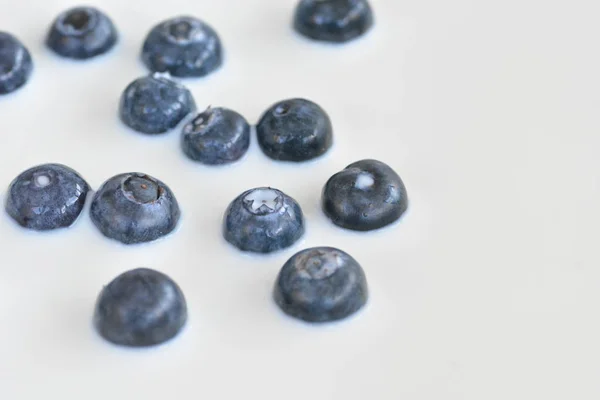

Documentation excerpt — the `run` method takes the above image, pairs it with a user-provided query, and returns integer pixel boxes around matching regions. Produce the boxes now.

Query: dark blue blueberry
[142,16,223,78]
[46,6,118,59]
[5,163,89,231]
[322,159,408,231]
[182,107,250,165]
[0,32,33,95]
[274,247,368,322]
[119,74,196,134]
[223,187,304,253]
[90,173,180,244]
[94,268,187,347]
[294,0,374,43]
[256,98,333,162]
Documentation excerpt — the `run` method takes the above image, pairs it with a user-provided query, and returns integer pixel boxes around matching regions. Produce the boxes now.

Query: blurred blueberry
[274,247,368,322]
[142,16,222,78]
[0,32,33,95]
[322,159,408,231]
[223,187,304,253]
[119,74,195,134]
[182,107,250,165]
[294,0,374,43]
[256,98,332,162]
[94,268,187,347]
[5,163,89,230]
[46,6,118,59]
[90,173,180,244]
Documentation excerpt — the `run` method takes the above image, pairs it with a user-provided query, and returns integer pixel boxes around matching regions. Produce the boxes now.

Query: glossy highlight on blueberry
[142,16,223,78]
[94,268,187,347]
[294,0,374,43]
[322,159,408,231]
[5,163,89,231]
[0,32,33,95]
[119,74,196,134]
[223,187,304,253]
[46,6,118,59]
[90,173,180,244]
[256,98,333,162]
[274,247,368,322]
[182,107,250,165]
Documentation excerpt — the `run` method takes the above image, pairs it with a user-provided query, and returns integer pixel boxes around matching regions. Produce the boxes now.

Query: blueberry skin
[94,268,187,347]
[142,16,223,78]
[256,98,333,162]
[90,173,180,244]
[182,107,250,165]
[5,163,89,231]
[0,32,33,95]
[119,74,196,134]
[274,247,368,322]
[322,159,408,231]
[223,187,304,253]
[46,6,118,60]
[294,0,374,43]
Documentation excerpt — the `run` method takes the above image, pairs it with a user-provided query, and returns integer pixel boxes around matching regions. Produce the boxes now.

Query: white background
[0,0,599,398]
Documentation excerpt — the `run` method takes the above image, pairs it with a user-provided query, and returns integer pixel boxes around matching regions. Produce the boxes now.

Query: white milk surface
[0,0,599,399]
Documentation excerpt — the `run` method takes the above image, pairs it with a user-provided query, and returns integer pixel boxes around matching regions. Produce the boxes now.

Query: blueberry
[5,163,89,231]
[94,268,187,347]
[142,16,223,78]
[182,107,250,165]
[119,74,196,134]
[0,32,33,95]
[46,6,118,59]
[274,247,368,322]
[90,173,180,244]
[294,0,374,43]
[256,98,333,162]
[322,159,408,231]
[223,187,304,253]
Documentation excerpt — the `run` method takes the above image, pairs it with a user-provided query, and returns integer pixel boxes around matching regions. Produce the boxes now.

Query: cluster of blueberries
[0,1,406,348]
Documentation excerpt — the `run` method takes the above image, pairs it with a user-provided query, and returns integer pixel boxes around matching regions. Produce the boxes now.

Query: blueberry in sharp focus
[256,98,333,162]
[294,0,374,43]
[119,74,195,134]
[46,6,117,59]
[322,159,408,231]
[182,107,250,165]
[274,247,368,322]
[223,187,304,253]
[5,163,89,230]
[94,268,187,347]
[142,16,223,78]
[90,173,180,244]
[0,32,33,95]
